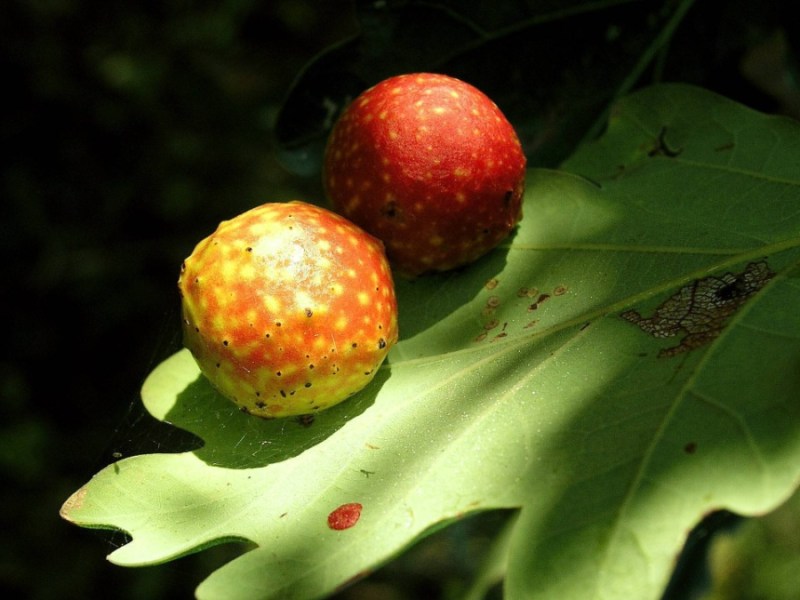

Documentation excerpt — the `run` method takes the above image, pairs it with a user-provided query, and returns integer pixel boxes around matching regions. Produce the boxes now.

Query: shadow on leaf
[394,229,515,343]
[163,362,390,469]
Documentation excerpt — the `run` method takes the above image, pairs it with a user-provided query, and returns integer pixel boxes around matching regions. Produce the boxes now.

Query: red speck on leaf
[328,502,363,530]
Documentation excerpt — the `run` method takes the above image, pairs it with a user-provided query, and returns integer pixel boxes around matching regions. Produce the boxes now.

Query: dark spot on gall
[246,247,252,252]
[304,382,312,388]
[352,342,358,348]
[305,308,313,317]
[223,340,229,346]
[280,390,287,398]
[378,338,386,349]
[684,442,697,454]
[381,200,399,219]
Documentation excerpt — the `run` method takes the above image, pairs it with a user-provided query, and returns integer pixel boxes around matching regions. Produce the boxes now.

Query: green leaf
[61,83,800,600]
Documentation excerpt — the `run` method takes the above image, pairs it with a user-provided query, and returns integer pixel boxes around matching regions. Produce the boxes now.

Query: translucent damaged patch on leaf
[621,261,775,358]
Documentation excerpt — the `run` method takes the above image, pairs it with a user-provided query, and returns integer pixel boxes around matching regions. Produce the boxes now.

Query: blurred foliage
[702,489,800,600]
[1,0,799,598]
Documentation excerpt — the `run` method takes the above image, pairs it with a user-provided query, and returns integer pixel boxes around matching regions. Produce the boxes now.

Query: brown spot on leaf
[296,414,315,427]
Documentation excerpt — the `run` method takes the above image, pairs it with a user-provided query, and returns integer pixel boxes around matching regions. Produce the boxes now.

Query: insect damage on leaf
[621,261,775,358]
[474,283,569,343]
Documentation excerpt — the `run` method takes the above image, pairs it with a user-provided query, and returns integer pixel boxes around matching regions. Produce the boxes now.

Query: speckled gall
[178,201,398,418]
[323,72,526,277]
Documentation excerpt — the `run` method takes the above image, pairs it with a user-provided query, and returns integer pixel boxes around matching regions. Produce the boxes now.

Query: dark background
[1,1,797,598]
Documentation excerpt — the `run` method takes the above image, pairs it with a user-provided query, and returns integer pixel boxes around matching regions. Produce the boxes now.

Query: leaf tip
[59,487,88,522]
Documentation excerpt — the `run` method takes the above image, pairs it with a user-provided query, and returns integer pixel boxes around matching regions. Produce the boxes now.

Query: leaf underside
[61,84,800,600]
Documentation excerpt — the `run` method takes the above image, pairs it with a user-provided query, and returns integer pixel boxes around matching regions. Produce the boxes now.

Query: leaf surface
[61,84,800,600]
